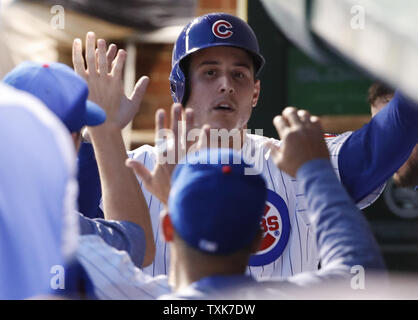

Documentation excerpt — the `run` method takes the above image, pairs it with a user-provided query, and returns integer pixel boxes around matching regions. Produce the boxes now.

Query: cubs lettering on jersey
[249,190,290,267]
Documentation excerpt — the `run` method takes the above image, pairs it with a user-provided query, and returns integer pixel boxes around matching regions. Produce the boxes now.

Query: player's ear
[249,229,263,254]
[251,79,261,108]
[162,212,174,242]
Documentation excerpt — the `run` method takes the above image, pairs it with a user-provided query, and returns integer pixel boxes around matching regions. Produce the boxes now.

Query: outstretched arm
[339,91,418,202]
[267,107,385,286]
[73,32,155,266]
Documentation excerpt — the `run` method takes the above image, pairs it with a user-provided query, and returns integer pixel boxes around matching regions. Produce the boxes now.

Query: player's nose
[218,75,235,95]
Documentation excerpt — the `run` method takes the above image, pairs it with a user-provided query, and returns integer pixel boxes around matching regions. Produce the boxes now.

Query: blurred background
[0,0,417,275]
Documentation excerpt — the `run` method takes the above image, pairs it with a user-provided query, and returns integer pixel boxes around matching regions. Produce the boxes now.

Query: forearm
[393,144,418,187]
[298,159,385,271]
[88,124,155,266]
[339,91,418,201]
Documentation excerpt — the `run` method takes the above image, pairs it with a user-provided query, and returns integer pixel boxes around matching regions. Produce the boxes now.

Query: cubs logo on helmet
[212,20,233,39]
[249,190,290,267]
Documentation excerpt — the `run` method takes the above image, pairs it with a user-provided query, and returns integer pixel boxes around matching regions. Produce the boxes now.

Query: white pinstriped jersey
[77,235,171,299]
[127,133,384,280]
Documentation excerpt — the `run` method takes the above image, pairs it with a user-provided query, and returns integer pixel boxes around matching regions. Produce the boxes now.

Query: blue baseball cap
[168,148,267,255]
[3,61,106,133]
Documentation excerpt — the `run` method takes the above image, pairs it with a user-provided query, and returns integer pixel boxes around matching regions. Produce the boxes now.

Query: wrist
[89,121,120,134]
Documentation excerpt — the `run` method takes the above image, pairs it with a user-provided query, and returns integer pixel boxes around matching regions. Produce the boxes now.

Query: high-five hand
[126,104,210,206]
[72,32,149,129]
[267,107,329,177]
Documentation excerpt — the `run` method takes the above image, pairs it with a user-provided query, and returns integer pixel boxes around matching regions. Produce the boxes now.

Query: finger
[264,140,281,161]
[282,107,303,127]
[310,115,324,131]
[273,115,290,139]
[85,32,97,74]
[107,44,117,72]
[310,115,320,124]
[297,109,311,123]
[72,38,86,76]
[155,108,166,143]
[125,159,152,185]
[171,103,182,160]
[111,49,127,78]
[95,48,99,70]
[155,109,172,162]
[130,76,150,108]
[170,103,182,142]
[184,108,195,151]
[97,39,108,75]
[196,124,210,151]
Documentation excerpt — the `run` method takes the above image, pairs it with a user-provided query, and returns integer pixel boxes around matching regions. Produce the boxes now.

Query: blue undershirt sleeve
[339,91,418,202]
[77,142,103,219]
[78,213,146,268]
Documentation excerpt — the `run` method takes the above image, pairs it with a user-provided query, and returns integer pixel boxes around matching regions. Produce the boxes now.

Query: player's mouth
[212,101,236,113]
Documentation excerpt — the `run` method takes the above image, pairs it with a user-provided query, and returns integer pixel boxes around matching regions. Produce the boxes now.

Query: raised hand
[266,107,329,177]
[72,32,149,129]
[126,104,210,205]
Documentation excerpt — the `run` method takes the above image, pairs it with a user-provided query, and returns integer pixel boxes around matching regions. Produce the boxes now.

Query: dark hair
[367,82,395,106]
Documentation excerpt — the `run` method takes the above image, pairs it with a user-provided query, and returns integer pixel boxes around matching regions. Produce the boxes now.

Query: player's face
[371,93,394,117]
[186,46,260,131]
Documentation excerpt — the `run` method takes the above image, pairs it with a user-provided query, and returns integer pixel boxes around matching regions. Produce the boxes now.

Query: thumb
[130,76,150,110]
[125,159,152,185]
[264,140,281,164]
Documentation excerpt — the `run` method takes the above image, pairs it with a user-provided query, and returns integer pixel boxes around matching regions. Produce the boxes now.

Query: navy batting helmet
[169,13,265,104]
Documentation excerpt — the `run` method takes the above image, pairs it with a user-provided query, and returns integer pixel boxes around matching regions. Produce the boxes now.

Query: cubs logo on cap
[212,19,233,39]
[249,190,290,266]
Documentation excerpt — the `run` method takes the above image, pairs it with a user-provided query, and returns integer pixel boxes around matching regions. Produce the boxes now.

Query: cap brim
[84,100,106,127]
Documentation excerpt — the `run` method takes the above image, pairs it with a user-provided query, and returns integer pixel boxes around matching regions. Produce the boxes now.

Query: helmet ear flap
[169,63,186,104]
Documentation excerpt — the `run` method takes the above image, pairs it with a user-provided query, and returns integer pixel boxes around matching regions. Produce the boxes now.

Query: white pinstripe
[77,235,171,299]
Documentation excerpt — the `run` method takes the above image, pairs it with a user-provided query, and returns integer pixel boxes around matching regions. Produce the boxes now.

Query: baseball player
[75,13,418,280]
[3,61,155,269]
[368,82,418,188]
[77,111,385,299]
[0,83,79,299]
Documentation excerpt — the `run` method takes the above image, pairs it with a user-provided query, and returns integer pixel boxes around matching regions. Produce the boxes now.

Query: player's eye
[206,69,216,76]
[233,71,244,79]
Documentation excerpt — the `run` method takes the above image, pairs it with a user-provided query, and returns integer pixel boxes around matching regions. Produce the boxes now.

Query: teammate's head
[169,13,264,131]
[367,82,395,117]
[162,148,266,278]
[3,61,106,150]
